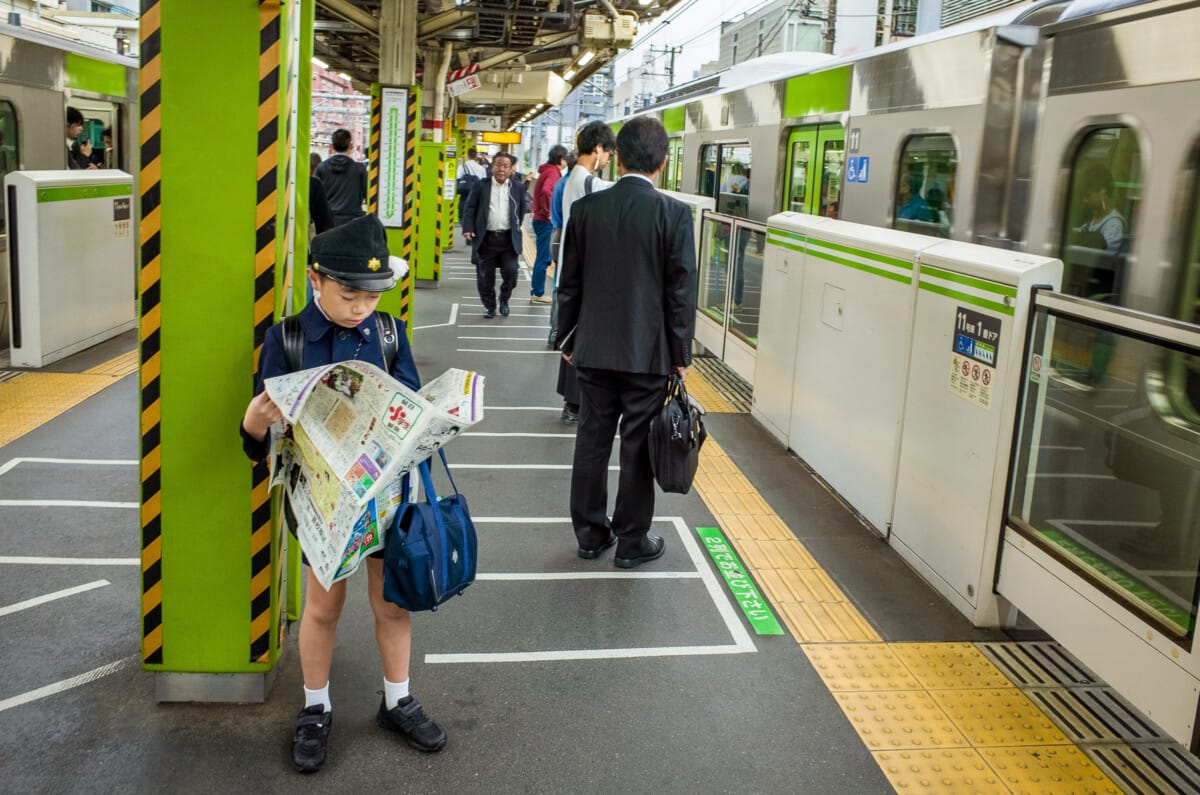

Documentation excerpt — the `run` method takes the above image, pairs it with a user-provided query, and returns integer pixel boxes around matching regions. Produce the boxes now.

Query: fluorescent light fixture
[638,0,654,5]
[535,103,545,110]
[577,50,595,67]
[312,57,329,69]
[337,72,352,81]
[563,69,577,81]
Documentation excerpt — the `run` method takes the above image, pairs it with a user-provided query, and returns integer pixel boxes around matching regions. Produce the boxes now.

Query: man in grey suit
[555,116,697,568]
[462,151,527,318]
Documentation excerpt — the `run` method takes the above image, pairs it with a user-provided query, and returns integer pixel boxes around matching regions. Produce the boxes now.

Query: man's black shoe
[614,535,666,569]
[376,695,447,753]
[291,705,332,773]
[483,308,496,319]
[500,301,510,316]
[578,533,617,560]
[561,403,580,424]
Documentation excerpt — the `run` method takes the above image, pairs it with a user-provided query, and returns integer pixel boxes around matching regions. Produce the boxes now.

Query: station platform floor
[3,242,1200,793]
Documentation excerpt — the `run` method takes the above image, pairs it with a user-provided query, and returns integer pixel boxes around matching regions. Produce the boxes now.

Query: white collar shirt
[461,159,487,179]
[557,164,612,263]
[486,178,511,231]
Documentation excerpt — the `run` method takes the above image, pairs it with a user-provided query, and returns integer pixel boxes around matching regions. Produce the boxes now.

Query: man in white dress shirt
[462,152,528,318]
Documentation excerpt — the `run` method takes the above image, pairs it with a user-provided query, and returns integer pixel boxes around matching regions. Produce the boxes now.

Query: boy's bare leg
[366,557,412,681]
[298,566,348,689]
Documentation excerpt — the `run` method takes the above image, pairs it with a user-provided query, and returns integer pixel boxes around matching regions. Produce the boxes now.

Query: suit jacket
[461,177,527,258]
[556,175,696,375]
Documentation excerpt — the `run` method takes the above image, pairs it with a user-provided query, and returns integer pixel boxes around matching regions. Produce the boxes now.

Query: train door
[783,125,844,217]
[664,137,683,192]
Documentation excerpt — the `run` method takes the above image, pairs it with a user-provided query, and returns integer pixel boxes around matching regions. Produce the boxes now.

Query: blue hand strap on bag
[382,449,477,612]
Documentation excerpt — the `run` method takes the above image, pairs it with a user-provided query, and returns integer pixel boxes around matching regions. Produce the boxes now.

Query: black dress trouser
[570,366,667,550]
[474,230,518,311]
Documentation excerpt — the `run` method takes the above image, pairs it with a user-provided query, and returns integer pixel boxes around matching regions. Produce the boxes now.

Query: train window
[699,143,752,217]
[892,134,955,238]
[666,138,683,192]
[0,101,17,234]
[1059,126,1142,307]
[787,139,810,212]
[819,139,844,218]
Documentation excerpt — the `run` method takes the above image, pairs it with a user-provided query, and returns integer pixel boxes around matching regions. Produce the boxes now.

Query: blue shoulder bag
[382,449,477,612]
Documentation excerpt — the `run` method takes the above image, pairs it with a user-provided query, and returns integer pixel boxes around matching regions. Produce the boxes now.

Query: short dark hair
[576,121,616,156]
[331,128,353,152]
[67,106,83,126]
[492,151,516,166]
[468,147,478,158]
[615,116,668,175]
[547,144,568,166]
[565,150,578,170]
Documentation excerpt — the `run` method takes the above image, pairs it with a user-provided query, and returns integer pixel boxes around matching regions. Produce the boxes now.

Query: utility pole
[648,45,682,88]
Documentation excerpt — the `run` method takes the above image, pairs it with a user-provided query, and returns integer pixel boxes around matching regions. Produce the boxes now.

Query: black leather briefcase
[649,373,707,494]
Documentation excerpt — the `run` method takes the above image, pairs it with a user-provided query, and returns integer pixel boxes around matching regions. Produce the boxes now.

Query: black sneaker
[561,403,580,424]
[291,705,332,773]
[376,695,447,752]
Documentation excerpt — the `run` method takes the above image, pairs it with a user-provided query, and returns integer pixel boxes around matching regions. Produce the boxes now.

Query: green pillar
[139,0,301,701]
[415,141,446,284]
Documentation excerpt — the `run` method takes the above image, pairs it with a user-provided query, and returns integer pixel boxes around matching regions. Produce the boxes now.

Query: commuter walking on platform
[461,151,527,319]
[530,144,568,303]
[314,128,367,228]
[555,122,616,423]
[240,215,446,773]
[556,116,696,568]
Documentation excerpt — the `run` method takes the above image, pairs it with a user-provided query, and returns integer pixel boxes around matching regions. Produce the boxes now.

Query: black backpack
[280,312,400,374]
[455,172,479,196]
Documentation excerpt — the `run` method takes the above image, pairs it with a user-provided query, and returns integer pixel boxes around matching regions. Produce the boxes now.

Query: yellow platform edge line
[684,369,735,414]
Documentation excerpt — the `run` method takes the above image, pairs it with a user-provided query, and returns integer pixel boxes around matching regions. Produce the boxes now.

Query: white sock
[384,677,410,709]
[304,682,331,712]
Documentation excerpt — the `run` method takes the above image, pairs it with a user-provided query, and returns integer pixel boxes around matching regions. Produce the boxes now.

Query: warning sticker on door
[948,306,1000,409]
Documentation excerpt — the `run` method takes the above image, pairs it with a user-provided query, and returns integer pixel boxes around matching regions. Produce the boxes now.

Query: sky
[612,0,758,85]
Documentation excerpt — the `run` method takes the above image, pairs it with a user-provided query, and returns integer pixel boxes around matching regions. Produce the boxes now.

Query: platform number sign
[846,156,870,184]
[949,306,1001,409]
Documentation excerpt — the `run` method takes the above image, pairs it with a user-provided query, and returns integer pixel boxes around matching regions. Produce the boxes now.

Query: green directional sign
[378,87,408,228]
[697,527,785,635]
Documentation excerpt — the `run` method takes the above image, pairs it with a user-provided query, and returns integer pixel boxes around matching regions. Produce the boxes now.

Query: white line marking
[0,557,140,565]
[0,500,138,508]
[0,655,138,714]
[458,324,550,329]
[477,572,700,581]
[425,516,755,664]
[0,459,19,478]
[0,457,138,479]
[463,433,577,438]
[483,406,561,411]
[0,579,110,617]
[451,464,612,471]
[456,353,559,357]
[458,336,548,341]
[413,303,460,331]
[443,276,478,281]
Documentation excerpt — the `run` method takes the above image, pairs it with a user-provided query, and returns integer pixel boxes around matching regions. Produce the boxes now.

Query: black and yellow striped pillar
[368,84,419,342]
[139,0,303,699]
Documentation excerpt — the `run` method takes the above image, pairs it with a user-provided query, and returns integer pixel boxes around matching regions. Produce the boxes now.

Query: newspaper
[265,364,485,590]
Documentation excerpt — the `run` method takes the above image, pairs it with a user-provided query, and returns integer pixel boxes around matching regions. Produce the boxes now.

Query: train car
[0,21,137,348]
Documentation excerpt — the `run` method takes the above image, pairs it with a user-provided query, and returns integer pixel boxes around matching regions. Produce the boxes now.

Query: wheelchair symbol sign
[846,156,870,184]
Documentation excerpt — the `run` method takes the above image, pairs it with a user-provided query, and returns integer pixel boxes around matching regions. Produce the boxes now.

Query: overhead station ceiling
[314,0,681,128]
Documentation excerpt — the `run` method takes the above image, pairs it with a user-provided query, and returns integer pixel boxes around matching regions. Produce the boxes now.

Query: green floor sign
[697,526,785,635]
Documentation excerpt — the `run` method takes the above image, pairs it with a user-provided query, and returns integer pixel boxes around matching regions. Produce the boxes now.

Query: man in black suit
[462,152,527,318]
[556,116,697,568]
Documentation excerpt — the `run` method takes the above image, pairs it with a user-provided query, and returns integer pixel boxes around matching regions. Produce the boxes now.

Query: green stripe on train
[920,264,1017,298]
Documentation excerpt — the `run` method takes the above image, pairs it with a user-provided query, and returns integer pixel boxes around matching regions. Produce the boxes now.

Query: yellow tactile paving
[0,351,136,448]
[929,688,1072,747]
[84,349,139,378]
[805,643,924,692]
[836,690,971,751]
[684,368,735,413]
[874,749,1008,794]
[891,643,1015,690]
[978,746,1121,794]
[692,408,1123,792]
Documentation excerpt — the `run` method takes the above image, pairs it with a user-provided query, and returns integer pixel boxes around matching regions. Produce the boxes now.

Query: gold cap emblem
[367,257,382,272]
[312,262,320,271]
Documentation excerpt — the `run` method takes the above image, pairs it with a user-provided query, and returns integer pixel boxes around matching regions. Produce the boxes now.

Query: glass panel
[1059,127,1141,308]
[787,139,810,213]
[893,134,956,238]
[0,102,17,235]
[819,139,844,218]
[669,139,683,192]
[699,216,731,325]
[728,225,764,347]
[1009,309,1200,639]
[717,144,751,217]
[699,144,717,199]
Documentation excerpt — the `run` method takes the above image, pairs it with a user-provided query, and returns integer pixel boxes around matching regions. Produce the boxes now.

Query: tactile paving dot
[835,690,969,750]
[978,746,1122,794]
[929,688,1071,747]
[873,748,1007,793]
[804,643,923,691]
[891,642,1015,690]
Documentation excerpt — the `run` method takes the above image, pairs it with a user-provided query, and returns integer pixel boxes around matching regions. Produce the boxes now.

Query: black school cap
[309,213,396,292]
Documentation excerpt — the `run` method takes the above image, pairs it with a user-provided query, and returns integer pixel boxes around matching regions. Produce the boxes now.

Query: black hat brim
[317,267,396,292]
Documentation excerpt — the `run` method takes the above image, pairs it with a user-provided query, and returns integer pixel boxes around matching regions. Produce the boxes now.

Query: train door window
[1164,144,1200,425]
[1059,126,1142,307]
[0,101,17,234]
[784,132,812,212]
[893,134,956,238]
[666,137,683,192]
[817,129,845,218]
[699,143,752,216]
